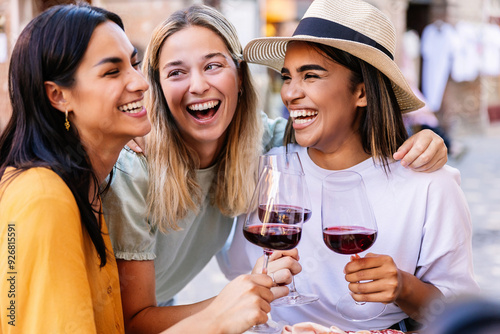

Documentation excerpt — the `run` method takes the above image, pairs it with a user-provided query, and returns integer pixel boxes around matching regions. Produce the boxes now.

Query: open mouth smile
[290,110,318,125]
[187,100,221,121]
[118,100,144,114]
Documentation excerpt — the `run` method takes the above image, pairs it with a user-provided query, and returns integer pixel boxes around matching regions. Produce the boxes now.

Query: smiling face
[281,42,367,160]
[158,25,240,156]
[63,21,151,150]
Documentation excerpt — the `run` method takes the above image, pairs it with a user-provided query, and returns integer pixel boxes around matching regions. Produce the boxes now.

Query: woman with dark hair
[0,3,151,332]
[222,0,479,331]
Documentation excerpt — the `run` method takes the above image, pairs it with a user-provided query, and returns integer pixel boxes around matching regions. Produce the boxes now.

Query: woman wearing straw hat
[221,0,479,331]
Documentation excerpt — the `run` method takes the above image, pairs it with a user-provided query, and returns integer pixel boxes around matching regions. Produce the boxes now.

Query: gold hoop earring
[64,110,70,131]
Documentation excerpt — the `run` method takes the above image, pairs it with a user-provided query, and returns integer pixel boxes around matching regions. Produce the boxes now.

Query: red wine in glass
[243,224,301,250]
[257,204,308,225]
[322,226,377,255]
[243,166,308,332]
[303,208,312,222]
[321,171,386,321]
[256,152,318,308]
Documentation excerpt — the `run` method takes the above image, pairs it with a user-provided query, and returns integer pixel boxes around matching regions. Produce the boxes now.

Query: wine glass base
[271,293,319,307]
[336,293,387,322]
[245,320,282,333]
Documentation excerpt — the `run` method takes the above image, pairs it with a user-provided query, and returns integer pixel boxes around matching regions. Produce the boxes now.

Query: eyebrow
[281,64,327,74]
[162,52,228,70]
[204,52,227,60]
[94,48,138,67]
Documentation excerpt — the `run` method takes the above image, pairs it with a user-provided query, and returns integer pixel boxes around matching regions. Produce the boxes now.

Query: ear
[355,82,367,108]
[44,81,69,113]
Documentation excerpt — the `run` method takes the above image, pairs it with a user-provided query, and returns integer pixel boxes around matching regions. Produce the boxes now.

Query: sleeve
[0,170,98,333]
[415,167,480,298]
[260,111,288,152]
[102,147,157,260]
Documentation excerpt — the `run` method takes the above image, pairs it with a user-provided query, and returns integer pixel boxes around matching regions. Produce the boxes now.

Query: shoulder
[1,167,81,234]
[394,162,460,183]
[2,167,74,203]
[115,146,149,174]
[108,147,149,191]
[386,162,462,194]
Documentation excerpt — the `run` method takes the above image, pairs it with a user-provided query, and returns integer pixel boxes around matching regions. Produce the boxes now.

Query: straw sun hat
[244,0,424,113]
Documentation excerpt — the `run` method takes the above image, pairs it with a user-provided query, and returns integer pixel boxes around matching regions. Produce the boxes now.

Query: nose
[127,68,149,93]
[281,78,304,106]
[188,70,210,95]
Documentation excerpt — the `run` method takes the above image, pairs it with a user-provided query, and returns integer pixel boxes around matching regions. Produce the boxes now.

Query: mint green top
[102,112,287,303]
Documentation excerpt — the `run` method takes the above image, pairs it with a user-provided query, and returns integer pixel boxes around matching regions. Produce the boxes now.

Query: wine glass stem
[262,249,272,274]
[288,277,298,294]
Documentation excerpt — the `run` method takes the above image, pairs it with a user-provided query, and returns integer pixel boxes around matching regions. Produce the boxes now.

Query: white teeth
[294,117,315,124]
[289,110,318,118]
[188,100,219,111]
[119,100,144,114]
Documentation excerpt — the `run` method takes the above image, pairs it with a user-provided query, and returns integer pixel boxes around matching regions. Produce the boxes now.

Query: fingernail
[401,160,408,168]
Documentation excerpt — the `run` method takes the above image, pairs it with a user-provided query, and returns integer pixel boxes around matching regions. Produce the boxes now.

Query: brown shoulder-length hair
[284,42,408,173]
[143,4,262,232]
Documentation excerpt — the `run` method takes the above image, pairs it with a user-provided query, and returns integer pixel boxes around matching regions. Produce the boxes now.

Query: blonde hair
[143,4,262,232]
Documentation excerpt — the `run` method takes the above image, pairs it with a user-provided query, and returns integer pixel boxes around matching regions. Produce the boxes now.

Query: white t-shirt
[218,144,479,331]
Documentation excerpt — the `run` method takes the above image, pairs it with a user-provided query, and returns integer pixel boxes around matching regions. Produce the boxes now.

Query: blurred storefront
[0,0,499,138]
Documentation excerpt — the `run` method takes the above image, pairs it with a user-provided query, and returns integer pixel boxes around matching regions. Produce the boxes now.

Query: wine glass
[243,166,306,333]
[258,151,318,307]
[321,171,386,321]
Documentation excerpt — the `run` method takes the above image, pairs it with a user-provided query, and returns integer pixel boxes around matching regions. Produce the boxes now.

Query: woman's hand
[126,136,146,154]
[252,249,302,297]
[343,253,402,304]
[343,253,443,321]
[200,274,288,334]
[393,129,447,172]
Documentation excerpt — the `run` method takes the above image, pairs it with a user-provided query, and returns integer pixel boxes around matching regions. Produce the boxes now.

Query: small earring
[64,110,70,131]
[239,88,243,96]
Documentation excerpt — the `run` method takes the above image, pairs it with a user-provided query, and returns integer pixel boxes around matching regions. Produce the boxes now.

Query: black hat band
[293,17,394,60]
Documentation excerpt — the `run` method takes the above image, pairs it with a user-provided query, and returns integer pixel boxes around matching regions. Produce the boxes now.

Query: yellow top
[0,167,124,333]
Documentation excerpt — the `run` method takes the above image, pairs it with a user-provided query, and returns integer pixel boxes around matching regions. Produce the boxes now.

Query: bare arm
[117,260,211,334]
[118,259,290,334]
[393,129,448,172]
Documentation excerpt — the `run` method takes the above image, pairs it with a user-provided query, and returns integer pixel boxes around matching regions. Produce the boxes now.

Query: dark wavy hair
[0,3,124,267]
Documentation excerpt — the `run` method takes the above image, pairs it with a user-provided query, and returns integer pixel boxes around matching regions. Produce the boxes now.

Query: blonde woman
[102,4,448,333]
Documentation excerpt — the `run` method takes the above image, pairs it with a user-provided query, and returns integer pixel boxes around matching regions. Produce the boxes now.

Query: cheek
[220,75,239,99]
[161,82,183,110]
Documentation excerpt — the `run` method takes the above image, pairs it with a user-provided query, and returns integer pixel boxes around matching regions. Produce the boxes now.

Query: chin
[295,135,314,149]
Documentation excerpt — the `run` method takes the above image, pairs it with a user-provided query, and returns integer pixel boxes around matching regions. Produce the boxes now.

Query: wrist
[395,269,411,304]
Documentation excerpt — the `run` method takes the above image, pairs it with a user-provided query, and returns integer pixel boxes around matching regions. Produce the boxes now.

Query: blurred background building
[0,0,500,139]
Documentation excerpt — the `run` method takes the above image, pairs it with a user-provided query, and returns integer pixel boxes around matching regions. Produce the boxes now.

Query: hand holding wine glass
[243,166,307,333]
[321,171,386,321]
[257,150,318,307]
